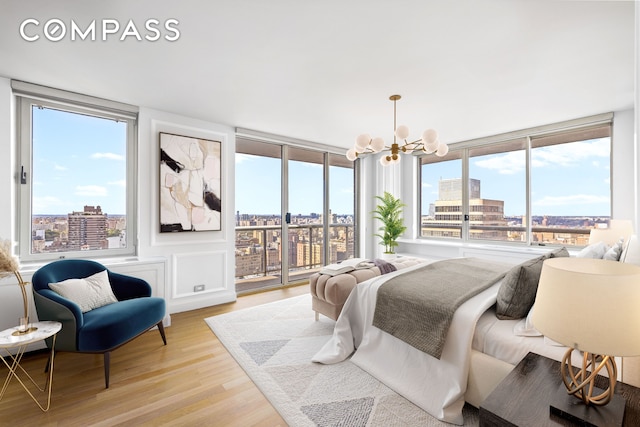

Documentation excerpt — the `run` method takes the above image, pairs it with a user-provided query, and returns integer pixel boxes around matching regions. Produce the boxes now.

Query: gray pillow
[495,253,549,320]
[550,247,570,258]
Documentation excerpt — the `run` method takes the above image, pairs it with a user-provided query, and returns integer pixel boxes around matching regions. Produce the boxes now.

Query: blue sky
[33,107,127,215]
[235,154,355,216]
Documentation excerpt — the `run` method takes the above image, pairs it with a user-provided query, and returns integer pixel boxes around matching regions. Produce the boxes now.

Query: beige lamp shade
[532,257,640,357]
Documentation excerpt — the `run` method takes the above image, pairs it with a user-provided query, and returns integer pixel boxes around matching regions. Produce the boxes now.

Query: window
[15,81,138,261]
[420,116,612,246]
[421,151,462,238]
[468,139,526,242]
[328,153,355,263]
[530,125,611,245]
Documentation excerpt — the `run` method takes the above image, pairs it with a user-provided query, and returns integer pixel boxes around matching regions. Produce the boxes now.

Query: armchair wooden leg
[157,321,167,345]
[104,352,110,389]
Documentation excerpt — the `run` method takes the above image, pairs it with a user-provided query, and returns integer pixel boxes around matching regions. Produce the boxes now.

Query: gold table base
[0,334,56,412]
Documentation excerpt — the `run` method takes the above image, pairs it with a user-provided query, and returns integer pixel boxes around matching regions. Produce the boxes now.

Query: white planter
[380,252,397,261]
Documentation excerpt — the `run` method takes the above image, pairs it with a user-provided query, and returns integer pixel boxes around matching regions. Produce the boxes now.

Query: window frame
[14,82,138,262]
[418,113,613,246]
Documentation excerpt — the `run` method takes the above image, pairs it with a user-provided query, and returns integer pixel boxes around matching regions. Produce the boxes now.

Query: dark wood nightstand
[479,352,640,427]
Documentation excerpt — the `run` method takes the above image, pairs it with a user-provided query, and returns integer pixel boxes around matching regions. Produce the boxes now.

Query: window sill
[16,256,166,274]
[397,238,578,258]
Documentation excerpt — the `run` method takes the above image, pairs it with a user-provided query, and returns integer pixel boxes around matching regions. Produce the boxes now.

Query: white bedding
[473,307,571,365]
[312,260,504,425]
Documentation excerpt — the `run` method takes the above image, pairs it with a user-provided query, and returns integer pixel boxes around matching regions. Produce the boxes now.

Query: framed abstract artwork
[159,132,222,232]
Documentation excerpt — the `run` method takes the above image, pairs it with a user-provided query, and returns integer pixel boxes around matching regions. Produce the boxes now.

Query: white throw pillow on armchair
[49,269,118,313]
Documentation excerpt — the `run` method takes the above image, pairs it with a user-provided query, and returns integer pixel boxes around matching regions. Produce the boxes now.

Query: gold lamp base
[550,349,625,427]
[561,349,617,406]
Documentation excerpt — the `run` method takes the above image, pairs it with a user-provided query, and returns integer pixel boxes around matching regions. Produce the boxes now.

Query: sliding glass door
[235,138,356,293]
[235,140,283,293]
[287,148,325,283]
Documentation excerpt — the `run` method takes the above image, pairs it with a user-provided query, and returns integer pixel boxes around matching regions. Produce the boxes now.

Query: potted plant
[373,191,407,258]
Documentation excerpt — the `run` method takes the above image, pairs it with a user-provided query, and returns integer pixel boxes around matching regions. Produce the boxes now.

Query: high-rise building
[423,179,508,240]
[67,205,108,251]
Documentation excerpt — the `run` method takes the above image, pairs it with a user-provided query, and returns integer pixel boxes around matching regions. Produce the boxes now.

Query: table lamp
[0,239,37,335]
[532,257,640,426]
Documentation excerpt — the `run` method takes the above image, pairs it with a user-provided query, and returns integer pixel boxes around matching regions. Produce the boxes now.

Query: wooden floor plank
[0,285,308,426]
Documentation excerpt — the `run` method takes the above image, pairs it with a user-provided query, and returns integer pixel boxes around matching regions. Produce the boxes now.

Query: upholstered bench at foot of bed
[310,257,425,321]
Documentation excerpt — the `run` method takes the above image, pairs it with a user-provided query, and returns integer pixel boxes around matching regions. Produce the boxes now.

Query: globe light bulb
[346,148,358,161]
[395,125,409,140]
[379,155,391,166]
[435,142,449,157]
[425,138,440,153]
[422,128,438,144]
[370,137,385,152]
[355,134,371,151]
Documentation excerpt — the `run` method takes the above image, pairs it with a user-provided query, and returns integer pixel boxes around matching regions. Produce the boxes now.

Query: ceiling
[0,1,634,151]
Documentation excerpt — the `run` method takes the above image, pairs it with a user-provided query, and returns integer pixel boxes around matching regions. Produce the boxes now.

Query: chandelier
[345,95,449,166]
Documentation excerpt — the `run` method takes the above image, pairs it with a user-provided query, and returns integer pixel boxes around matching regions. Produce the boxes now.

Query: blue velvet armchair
[31,259,167,388]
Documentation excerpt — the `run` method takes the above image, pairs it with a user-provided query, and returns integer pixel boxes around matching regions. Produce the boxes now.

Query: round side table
[0,320,62,412]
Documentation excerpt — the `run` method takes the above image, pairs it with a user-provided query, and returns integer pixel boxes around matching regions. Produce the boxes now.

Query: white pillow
[513,305,543,337]
[576,241,609,259]
[603,237,624,261]
[49,270,118,313]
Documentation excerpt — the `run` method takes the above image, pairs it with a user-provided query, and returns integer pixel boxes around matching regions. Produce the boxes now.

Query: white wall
[0,78,14,240]
[0,79,237,333]
[137,108,237,314]
[612,108,636,222]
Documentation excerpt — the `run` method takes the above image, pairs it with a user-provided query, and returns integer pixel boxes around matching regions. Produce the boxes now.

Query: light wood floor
[0,284,309,427]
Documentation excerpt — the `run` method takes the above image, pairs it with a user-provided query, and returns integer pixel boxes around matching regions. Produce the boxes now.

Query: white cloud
[235,153,255,164]
[54,163,68,171]
[532,138,609,168]
[108,180,126,187]
[533,194,609,207]
[422,182,433,188]
[473,151,524,175]
[92,152,125,161]
[32,195,64,211]
[75,185,108,197]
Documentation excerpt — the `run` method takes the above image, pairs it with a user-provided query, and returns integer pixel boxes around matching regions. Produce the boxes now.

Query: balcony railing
[235,223,355,293]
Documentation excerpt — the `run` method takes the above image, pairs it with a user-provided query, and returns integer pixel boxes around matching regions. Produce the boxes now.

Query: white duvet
[312,261,503,425]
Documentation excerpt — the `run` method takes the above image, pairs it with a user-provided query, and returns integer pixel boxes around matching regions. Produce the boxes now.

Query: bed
[312,235,640,425]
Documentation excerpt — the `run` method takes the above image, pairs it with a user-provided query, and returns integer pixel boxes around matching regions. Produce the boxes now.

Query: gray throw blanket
[373,258,397,275]
[372,258,511,359]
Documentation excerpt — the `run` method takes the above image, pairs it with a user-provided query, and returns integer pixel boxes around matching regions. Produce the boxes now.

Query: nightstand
[479,352,640,427]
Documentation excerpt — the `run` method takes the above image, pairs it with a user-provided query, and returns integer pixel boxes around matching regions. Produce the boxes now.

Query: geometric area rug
[205,294,479,426]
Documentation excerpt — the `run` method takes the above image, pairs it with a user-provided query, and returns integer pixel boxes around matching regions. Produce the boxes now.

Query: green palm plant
[373,192,407,254]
